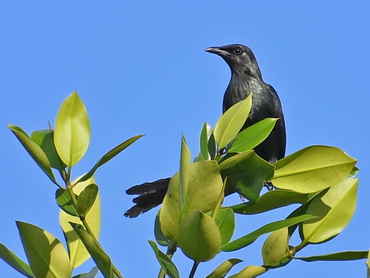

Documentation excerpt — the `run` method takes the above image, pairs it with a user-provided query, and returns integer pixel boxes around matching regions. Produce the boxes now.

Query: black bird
[125,44,286,217]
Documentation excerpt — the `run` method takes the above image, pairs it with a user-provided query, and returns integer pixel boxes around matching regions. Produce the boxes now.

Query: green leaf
[160,161,223,242]
[31,129,66,170]
[8,125,58,185]
[219,151,274,201]
[184,161,223,213]
[262,228,289,267]
[60,176,101,268]
[54,91,91,167]
[78,134,143,182]
[222,214,315,252]
[296,251,369,262]
[271,146,357,193]
[200,123,212,160]
[148,240,179,278]
[214,94,252,149]
[205,258,242,278]
[179,135,191,211]
[214,208,235,247]
[228,118,278,153]
[0,243,34,277]
[72,266,99,278]
[301,178,359,243]
[16,221,72,278]
[229,190,309,215]
[71,224,113,278]
[154,213,170,247]
[55,188,79,216]
[178,210,221,262]
[77,184,98,219]
[234,265,267,278]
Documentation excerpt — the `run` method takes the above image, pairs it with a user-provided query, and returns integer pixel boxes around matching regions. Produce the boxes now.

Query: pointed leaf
[214,94,252,149]
[154,213,170,247]
[179,135,191,211]
[230,190,309,215]
[214,208,235,247]
[200,123,216,160]
[234,265,267,278]
[31,129,66,170]
[160,161,223,242]
[78,135,143,182]
[55,188,78,216]
[178,210,221,262]
[54,91,91,167]
[222,214,315,252]
[8,125,58,185]
[200,123,211,160]
[16,221,72,278]
[228,118,278,153]
[184,161,223,214]
[205,258,242,278]
[219,151,274,201]
[262,228,289,267]
[77,184,98,219]
[0,243,34,277]
[301,178,359,243]
[71,224,113,278]
[296,251,369,262]
[148,240,179,278]
[60,176,100,268]
[272,146,357,193]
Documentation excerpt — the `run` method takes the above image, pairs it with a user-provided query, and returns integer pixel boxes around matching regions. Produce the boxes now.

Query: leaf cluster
[149,95,367,278]
[1,92,142,278]
[0,92,368,278]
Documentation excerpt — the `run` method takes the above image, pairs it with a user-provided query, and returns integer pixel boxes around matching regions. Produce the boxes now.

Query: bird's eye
[233,47,243,55]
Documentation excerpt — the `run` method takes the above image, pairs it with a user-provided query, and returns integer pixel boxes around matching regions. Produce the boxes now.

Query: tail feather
[124,177,170,218]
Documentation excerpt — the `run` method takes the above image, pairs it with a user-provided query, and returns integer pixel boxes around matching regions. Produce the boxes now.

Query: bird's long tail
[124,178,170,218]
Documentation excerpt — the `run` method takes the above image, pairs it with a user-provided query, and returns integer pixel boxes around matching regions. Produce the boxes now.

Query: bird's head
[206,44,262,80]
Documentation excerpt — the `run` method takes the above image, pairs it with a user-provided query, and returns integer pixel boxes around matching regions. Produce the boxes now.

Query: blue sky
[1,1,369,277]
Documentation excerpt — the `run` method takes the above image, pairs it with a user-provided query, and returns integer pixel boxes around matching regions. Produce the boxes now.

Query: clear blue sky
[1,1,369,277]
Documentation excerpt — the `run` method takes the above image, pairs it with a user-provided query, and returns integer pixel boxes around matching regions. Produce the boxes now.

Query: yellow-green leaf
[205,258,242,278]
[71,224,113,278]
[228,118,278,153]
[262,228,289,266]
[59,176,100,268]
[8,125,57,185]
[301,178,359,243]
[178,210,221,262]
[160,161,223,243]
[179,135,190,210]
[54,91,91,167]
[214,94,252,149]
[16,221,72,278]
[0,243,34,277]
[272,146,357,193]
[234,265,267,278]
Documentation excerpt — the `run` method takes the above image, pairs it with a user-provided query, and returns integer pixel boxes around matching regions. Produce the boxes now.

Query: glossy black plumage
[206,44,286,162]
[124,44,286,217]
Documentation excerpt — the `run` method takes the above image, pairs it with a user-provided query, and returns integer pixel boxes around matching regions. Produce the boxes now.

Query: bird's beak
[205,47,228,56]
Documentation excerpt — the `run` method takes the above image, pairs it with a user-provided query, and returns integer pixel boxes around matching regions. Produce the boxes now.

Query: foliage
[1,92,368,278]
[1,92,142,277]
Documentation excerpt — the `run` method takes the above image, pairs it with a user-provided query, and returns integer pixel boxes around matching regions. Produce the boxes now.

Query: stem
[189,261,199,278]
[158,243,177,278]
[66,183,123,278]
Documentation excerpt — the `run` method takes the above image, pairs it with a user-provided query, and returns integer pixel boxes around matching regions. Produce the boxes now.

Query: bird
[124,44,286,218]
